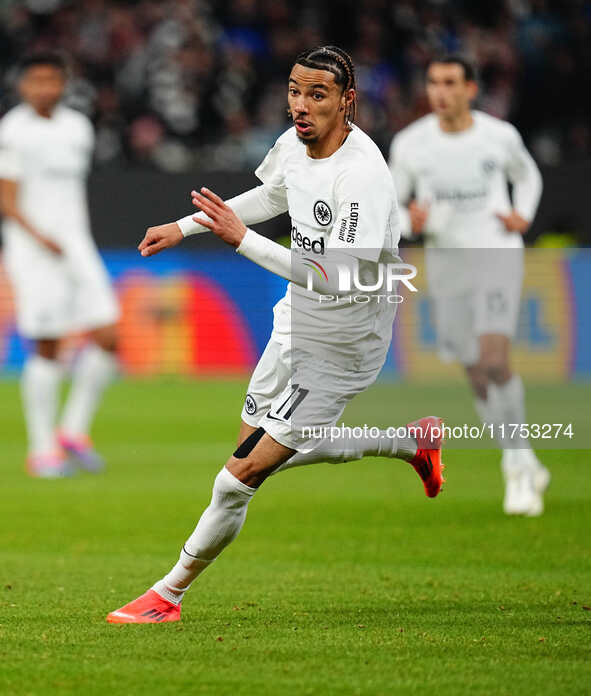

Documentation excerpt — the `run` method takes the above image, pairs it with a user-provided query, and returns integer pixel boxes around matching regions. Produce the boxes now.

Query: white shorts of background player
[4,235,119,339]
[427,247,523,366]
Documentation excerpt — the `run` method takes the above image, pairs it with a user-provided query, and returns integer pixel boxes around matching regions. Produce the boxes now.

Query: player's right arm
[139,133,291,257]
[0,121,62,254]
[388,134,427,238]
[138,183,289,257]
[0,179,62,255]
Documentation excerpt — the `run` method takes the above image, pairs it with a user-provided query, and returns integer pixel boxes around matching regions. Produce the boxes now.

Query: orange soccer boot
[407,416,445,498]
[106,590,181,624]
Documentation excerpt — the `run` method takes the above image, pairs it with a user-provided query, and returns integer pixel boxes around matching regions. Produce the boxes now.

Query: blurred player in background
[106,46,444,624]
[0,53,119,478]
[389,55,550,516]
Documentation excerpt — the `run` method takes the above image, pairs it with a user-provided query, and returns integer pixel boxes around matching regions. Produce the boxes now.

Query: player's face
[19,65,66,113]
[288,64,352,143]
[426,63,477,120]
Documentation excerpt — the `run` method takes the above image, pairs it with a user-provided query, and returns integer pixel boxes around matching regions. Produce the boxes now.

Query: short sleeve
[388,134,415,205]
[504,124,533,182]
[328,164,392,262]
[81,115,95,151]
[0,122,23,181]
[254,142,283,186]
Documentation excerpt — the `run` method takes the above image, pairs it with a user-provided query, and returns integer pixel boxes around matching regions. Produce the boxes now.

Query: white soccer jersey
[388,111,542,249]
[255,125,401,369]
[0,103,95,259]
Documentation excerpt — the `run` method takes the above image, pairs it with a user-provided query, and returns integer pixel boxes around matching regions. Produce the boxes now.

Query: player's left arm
[497,127,543,234]
[388,135,428,238]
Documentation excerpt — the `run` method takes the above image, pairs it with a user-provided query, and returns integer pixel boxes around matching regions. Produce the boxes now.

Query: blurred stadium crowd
[0,0,589,172]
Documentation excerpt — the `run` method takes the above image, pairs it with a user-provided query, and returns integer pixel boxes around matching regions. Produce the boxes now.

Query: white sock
[489,375,527,449]
[474,395,493,432]
[500,449,523,477]
[273,429,417,475]
[474,392,507,448]
[474,392,514,474]
[490,375,544,474]
[492,375,526,426]
[60,344,117,438]
[152,467,256,604]
[21,355,62,456]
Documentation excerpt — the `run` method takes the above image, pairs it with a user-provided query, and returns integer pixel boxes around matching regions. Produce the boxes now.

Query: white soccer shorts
[241,339,381,453]
[4,240,119,339]
[430,248,523,365]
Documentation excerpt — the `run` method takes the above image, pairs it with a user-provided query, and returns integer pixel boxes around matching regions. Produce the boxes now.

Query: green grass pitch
[1,377,590,695]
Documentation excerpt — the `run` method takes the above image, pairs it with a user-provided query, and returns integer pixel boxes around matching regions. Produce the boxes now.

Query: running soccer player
[388,55,550,516]
[0,53,119,477]
[107,46,444,624]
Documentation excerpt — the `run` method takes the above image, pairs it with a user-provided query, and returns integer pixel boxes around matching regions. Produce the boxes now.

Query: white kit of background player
[0,54,119,477]
[389,56,550,516]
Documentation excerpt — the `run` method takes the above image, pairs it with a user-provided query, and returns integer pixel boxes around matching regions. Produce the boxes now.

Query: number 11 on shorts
[270,383,309,421]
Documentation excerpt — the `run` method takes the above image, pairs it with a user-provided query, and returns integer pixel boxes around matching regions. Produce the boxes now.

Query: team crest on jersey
[482,159,497,175]
[313,200,332,226]
[244,393,257,415]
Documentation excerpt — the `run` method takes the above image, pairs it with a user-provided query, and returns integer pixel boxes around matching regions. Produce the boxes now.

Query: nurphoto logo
[304,259,418,304]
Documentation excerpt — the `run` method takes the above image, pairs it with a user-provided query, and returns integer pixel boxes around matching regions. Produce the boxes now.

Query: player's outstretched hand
[496,210,530,235]
[138,222,184,257]
[191,188,247,248]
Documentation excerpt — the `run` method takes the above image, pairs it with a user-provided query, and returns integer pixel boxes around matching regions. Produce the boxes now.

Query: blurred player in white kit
[389,55,550,516]
[0,53,119,477]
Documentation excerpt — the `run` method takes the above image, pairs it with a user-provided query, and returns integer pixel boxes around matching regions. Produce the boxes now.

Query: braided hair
[293,45,357,125]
